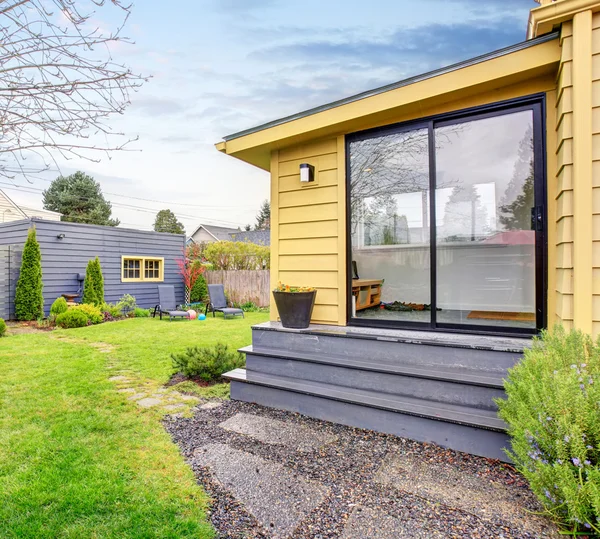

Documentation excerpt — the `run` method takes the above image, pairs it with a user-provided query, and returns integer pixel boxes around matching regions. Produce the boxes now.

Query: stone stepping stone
[136,397,163,408]
[163,404,185,411]
[194,443,328,538]
[117,388,136,394]
[219,413,338,452]
[127,393,147,401]
[342,505,444,539]
[108,375,128,382]
[374,451,556,536]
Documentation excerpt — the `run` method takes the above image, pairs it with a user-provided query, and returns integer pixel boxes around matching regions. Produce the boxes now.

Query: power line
[0,182,248,228]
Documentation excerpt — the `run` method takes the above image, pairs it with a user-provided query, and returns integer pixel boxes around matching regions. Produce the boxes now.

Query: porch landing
[225,322,531,461]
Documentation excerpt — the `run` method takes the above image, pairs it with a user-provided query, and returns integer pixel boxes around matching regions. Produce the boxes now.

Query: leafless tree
[0,0,147,180]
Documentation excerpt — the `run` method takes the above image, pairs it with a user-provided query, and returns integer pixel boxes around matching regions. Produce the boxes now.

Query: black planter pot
[273,290,316,329]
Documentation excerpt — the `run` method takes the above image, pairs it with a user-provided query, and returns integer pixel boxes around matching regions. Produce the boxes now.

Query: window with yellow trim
[121,256,164,282]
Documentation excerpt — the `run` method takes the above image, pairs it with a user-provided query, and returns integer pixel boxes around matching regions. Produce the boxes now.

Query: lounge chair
[153,285,190,321]
[205,284,244,319]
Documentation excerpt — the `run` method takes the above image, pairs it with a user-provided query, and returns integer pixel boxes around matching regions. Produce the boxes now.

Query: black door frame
[345,94,547,337]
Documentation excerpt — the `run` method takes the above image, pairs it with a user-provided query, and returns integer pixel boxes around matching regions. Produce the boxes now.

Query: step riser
[246,354,505,411]
[231,380,511,462]
[252,329,521,373]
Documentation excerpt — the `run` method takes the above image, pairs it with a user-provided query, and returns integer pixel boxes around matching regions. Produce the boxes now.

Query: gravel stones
[200,401,223,410]
[219,412,338,451]
[193,443,328,538]
[375,451,554,536]
[166,400,558,539]
[342,505,444,539]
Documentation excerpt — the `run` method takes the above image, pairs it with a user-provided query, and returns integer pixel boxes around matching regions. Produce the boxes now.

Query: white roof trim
[0,189,27,219]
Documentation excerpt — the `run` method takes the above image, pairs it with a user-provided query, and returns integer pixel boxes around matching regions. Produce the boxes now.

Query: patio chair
[153,285,190,321]
[205,284,244,319]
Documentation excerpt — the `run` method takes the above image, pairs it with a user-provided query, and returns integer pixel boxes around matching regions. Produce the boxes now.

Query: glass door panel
[349,127,431,323]
[434,110,536,329]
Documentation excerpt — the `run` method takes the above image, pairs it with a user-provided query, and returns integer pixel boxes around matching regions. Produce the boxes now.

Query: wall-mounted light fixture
[56,233,65,239]
[299,163,315,183]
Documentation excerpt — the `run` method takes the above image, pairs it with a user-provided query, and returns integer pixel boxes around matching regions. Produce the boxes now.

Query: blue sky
[7,0,538,233]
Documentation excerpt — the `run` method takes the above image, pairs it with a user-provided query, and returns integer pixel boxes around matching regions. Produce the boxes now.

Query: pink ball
[187,309,197,320]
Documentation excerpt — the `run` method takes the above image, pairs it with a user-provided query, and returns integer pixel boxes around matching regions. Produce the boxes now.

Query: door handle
[530,206,543,232]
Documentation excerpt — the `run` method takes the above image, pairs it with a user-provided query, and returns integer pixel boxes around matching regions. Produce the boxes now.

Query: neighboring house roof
[228,229,270,246]
[0,189,27,222]
[20,206,62,221]
[188,223,240,242]
[0,189,63,223]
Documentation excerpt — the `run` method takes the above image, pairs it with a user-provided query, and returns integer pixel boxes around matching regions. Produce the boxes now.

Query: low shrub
[56,309,89,329]
[116,293,137,314]
[50,297,68,315]
[134,307,150,317]
[71,303,103,325]
[171,343,244,382]
[101,303,122,318]
[497,327,600,535]
[0,318,6,337]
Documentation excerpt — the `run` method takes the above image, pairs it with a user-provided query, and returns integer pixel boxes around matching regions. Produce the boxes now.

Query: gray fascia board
[222,32,559,142]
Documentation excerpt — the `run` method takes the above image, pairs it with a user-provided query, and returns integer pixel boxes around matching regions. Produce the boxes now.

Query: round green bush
[71,303,103,324]
[133,307,150,318]
[50,297,68,315]
[497,327,600,534]
[0,318,6,337]
[56,309,89,329]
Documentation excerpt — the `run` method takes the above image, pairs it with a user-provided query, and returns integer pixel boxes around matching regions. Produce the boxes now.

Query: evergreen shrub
[171,343,244,382]
[14,228,44,321]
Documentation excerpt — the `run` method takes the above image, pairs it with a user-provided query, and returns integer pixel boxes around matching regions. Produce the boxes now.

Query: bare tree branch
[0,0,148,180]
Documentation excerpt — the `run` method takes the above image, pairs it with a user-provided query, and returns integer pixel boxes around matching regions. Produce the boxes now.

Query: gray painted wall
[0,218,185,317]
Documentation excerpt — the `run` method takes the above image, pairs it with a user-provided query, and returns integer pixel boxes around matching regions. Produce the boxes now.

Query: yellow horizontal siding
[593,107,600,134]
[556,268,574,294]
[557,86,573,118]
[279,203,338,224]
[278,139,337,162]
[557,137,574,168]
[272,137,345,325]
[278,254,338,271]
[279,220,338,239]
[278,270,339,289]
[557,165,573,192]
[279,185,338,208]
[556,190,574,218]
[594,161,600,187]
[557,215,574,244]
[279,237,338,255]
[278,153,337,177]
[556,242,573,268]
[279,169,337,192]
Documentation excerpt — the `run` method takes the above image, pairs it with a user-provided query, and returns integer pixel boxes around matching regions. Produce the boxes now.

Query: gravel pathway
[165,400,558,539]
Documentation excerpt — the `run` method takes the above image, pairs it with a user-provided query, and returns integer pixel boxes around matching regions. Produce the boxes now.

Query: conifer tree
[82,259,98,305]
[15,228,44,320]
[92,257,104,305]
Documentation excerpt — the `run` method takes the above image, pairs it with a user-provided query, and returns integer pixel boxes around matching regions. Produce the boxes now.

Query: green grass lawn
[0,313,269,538]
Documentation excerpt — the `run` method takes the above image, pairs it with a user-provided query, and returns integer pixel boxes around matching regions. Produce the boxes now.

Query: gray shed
[0,218,185,319]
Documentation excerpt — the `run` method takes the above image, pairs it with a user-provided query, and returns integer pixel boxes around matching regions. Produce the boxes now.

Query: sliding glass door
[347,98,545,334]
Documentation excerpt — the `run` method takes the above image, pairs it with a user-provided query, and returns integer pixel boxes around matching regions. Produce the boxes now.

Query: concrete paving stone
[127,393,147,401]
[194,443,328,539]
[374,451,555,536]
[136,397,163,408]
[117,388,136,394]
[108,375,129,382]
[342,505,445,539]
[163,404,185,411]
[218,413,338,452]
[200,401,223,410]
[179,394,199,402]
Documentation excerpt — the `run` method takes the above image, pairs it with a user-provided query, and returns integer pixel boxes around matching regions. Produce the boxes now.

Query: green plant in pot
[272,282,317,329]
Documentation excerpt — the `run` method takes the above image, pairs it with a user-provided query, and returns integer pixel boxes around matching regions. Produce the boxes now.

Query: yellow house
[216,0,600,460]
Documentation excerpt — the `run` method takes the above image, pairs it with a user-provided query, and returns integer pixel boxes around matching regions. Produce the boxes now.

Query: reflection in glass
[349,127,431,323]
[435,111,536,328]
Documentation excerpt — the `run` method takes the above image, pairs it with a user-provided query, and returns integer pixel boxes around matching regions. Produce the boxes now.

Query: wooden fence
[205,270,270,307]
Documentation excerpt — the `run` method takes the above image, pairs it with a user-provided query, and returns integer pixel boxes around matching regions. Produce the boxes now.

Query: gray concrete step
[225,368,510,461]
[241,346,506,410]
[224,368,506,431]
[251,323,526,374]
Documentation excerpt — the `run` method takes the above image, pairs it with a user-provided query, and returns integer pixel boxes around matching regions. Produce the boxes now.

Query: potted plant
[272,282,317,329]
